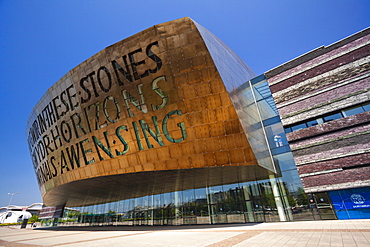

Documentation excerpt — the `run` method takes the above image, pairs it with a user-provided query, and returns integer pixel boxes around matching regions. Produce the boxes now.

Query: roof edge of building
[265,26,370,79]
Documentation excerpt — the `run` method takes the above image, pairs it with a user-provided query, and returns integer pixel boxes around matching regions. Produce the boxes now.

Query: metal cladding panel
[26,17,270,207]
[194,21,275,173]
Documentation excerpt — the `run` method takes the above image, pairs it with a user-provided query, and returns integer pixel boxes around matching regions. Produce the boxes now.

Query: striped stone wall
[265,28,370,193]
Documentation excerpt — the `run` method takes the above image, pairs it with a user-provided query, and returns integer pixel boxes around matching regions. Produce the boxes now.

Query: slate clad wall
[266,28,370,193]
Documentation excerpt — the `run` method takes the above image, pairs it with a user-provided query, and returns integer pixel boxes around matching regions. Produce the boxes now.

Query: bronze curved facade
[28,18,310,224]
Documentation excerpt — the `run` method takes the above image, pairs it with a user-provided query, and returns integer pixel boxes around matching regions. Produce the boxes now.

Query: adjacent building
[265,27,370,219]
[0,203,42,224]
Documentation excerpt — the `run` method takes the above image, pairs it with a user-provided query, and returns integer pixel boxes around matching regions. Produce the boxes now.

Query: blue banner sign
[328,187,370,219]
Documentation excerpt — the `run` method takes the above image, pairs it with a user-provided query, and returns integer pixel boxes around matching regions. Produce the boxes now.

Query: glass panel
[253,198,265,222]
[314,193,337,220]
[244,201,255,222]
[317,118,324,124]
[263,116,280,126]
[194,21,255,92]
[289,188,315,221]
[343,106,364,117]
[265,210,280,222]
[239,182,253,200]
[162,192,173,208]
[208,185,224,204]
[264,122,288,148]
[153,194,163,225]
[323,112,343,122]
[223,183,240,198]
[194,188,207,201]
[273,152,297,172]
[229,76,276,172]
[362,102,370,111]
[260,182,277,212]
[226,202,246,223]
[291,123,307,132]
[250,182,261,197]
[253,81,279,120]
[306,119,318,127]
[212,204,228,223]
[281,170,305,195]
[182,189,194,205]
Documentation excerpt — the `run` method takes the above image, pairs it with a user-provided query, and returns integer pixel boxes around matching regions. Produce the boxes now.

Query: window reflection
[306,120,318,127]
[323,112,343,122]
[58,174,315,226]
[291,123,307,132]
[343,106,365,116]
[363,103,370,111]
[285,102,370,133]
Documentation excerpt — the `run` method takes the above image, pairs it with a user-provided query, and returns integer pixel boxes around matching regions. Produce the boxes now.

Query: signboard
[328,187,370,219]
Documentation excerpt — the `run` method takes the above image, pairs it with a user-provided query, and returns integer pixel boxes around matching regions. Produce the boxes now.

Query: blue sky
[0,0,369,207]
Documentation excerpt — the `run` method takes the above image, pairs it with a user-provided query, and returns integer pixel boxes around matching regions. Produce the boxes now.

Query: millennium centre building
[28,17,368,226]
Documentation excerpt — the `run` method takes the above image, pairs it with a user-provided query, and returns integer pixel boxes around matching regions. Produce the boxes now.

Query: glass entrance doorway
[313,192,336,220]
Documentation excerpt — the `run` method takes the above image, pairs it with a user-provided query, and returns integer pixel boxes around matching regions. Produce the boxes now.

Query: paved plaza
[0,220,369,247]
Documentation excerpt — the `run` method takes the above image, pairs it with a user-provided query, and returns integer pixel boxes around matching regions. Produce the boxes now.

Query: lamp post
[7,192,19,211]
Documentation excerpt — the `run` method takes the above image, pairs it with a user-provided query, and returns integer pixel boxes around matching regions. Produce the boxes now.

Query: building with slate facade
[266,27,370,219]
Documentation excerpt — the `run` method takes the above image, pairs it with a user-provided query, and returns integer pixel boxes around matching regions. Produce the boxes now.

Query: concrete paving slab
[1,230,85,242]
[61,231,241,247]
[17,231,145,246]
[303,232,322,247]
[0,220,369,247]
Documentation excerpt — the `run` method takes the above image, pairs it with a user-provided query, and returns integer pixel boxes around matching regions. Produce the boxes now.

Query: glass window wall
[284,101,370,134]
